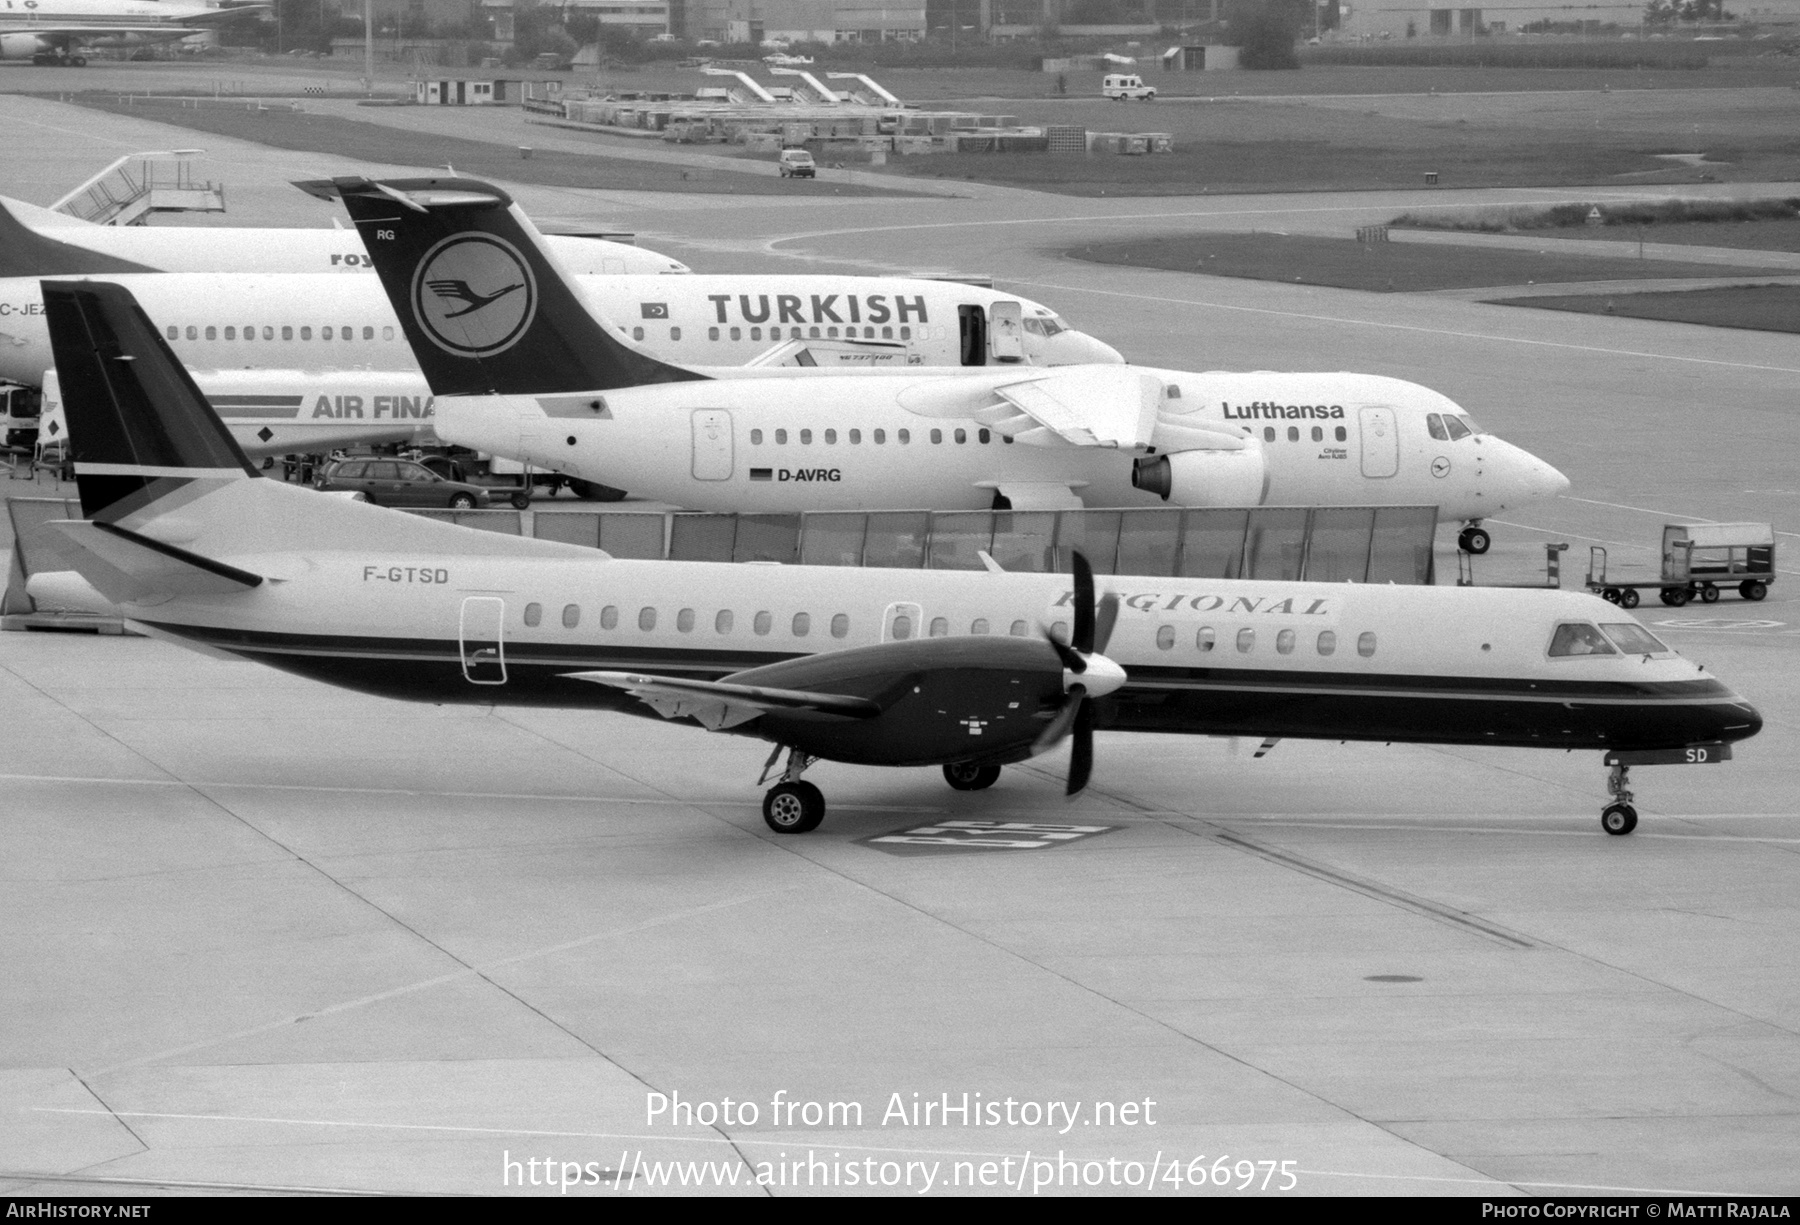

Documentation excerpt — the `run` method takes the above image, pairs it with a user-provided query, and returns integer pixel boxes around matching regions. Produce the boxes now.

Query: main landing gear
[1602,762,1638,836]
[761,747,824,833]
[1458,523,1491,555]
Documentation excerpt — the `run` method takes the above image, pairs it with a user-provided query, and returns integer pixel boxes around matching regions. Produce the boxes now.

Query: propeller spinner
[1034,552,1126,795]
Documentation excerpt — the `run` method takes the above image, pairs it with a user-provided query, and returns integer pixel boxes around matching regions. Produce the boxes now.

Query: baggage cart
[1585,522,1774,608]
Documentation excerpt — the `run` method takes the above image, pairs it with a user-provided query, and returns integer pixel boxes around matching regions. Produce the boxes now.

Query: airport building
[686,0,927,42]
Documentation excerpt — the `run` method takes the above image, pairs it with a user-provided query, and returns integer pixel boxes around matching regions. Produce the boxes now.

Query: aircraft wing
[565,670,881,731]
[899,367,1251,453]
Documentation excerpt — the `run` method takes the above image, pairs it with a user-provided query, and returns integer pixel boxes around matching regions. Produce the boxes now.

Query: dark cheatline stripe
[207,396,304,419]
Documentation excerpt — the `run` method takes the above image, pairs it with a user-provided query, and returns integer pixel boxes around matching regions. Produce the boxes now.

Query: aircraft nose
[1485,437,1570,505]
[1049,331,1125,366]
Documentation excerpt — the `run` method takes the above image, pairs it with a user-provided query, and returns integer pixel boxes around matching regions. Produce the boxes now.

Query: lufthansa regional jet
[332,177,1565,549]
[36,278,1758,835]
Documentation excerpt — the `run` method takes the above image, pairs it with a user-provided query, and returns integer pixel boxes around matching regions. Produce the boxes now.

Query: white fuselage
[439,369,1568,518]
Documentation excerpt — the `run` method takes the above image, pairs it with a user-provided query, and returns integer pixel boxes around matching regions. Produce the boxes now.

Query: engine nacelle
[1132,447,1267,506]
[0,33,51,60]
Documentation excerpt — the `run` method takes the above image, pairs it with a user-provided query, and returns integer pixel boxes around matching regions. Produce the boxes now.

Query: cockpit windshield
[1023,315,1066,337]
[1444,415,1472,441]
[1600,623,1670,656]
[1549,623,1618,657]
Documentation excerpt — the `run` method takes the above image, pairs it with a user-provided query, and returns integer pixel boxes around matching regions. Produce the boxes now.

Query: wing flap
[565,670,881,731]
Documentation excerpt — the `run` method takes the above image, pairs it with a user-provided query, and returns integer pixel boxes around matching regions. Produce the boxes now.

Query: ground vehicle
[1587,522,1775,608]
[1,382,39,451]
[777,148,816,178]
[314,458,492,509]
[1102,73,1156,101]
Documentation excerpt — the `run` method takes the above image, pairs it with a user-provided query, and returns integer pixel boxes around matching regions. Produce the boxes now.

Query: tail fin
[0,197,157,277]
[297,177,703,397]
[42,280,258,523]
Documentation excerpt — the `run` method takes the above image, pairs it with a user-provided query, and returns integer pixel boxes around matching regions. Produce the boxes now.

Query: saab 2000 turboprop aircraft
[0,193,683,275]
[0,0,265,65]
[335,176,1563,545]
[37,279,1758,835]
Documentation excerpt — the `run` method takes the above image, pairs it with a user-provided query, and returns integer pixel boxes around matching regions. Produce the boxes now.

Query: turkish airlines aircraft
[0,0,265,65]
[0,193,686,275]
[335,177,1564,546]
[35,279,1759,835]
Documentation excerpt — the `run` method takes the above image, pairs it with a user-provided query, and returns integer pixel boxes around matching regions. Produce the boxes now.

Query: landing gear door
[459,596,507,685]
[691,409,733,480]
[1359,405,1399,479]
[882,602,924,642]
[958,305,987,366]
[989,300,1024,363]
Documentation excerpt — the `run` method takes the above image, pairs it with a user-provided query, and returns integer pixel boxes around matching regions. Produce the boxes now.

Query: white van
[1102,73,1156,101]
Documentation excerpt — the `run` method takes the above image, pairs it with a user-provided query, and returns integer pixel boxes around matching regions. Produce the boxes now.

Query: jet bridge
[50,151,226,227]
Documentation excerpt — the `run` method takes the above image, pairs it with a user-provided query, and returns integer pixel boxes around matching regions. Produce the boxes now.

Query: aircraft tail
[0,197,156,277]
[299,176,704,397]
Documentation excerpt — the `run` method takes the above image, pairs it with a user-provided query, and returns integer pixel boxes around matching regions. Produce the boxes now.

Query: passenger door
[989,300,1024,363]
[459,597,507,685]
[691,409,733,480]
[958,306,987,366]
[1358,406,1399,479]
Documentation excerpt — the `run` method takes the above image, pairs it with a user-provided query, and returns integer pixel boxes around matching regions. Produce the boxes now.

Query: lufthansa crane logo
[410,233,537,358]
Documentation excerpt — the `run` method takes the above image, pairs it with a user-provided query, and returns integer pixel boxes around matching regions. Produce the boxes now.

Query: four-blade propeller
[1033,551,1126,796]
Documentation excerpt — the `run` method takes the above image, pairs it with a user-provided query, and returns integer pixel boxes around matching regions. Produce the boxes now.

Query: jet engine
[0,34,50,60]
[1131,446,1267,506]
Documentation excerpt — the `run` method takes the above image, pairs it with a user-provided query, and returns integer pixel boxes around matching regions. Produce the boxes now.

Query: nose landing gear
[943,762,1001,791]
[760,747,824,833]
[1602,762,1638,835]
[1458,523,1492,555]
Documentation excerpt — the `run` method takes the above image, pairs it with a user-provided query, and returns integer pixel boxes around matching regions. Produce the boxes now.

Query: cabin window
[263,326,274,340]
[1237,628,1255,653]
[342,326,353,341]
[1156,625,1175,650]
[1427,413,1449,441]
[891,614,911,640]
[716,609,734,634]
[671,327,681,341]
[830,613,849,639]
[971,618,989,635]
[882,327,893,339]
[978,428,991,444]
[954,429,967,444]
[1317,630,1336,656]
[750,327,761,341]
[930,429,943,445]
[1600,623,1669,655]
[900,326,911,340]
[1357,631,1378,658]
[828,326,839,338]
[849,429,861,444]
[730,327,741,341]
[382,326,394,341]
[750,429,763,445]
[898,429,911,444]
[1263,427,1276,442]
[1287,426,1299,442]
[775,429,788,445]
[1548,623,1616,657]
[929,617,948,637]
[1051,620,1069,642]
[1010,620,1029,637]
[792,612,811,636]
[300,327,311,340]
[677,608,695,633]
[224,327,236,340]
[809,326,820,339]
[362,327,374,340]
[523,603,542,627]
[824,429,837,445]
[800,429,812,445]
[633,327,644,341]
[1311,426,1322,442]
[165,325,178,340]
[601,605,619,630]
[187,326,198,340]
[1276,628,1295,654]
[282,326,293,341]
[873,429,886,444]
[754,611,772,635]
[639,607,657,631]
[1197,626,1215,652]
[708,327,720,341]
[563,604,581,629]
[1335,426,1347,442]
[320,327,332,340]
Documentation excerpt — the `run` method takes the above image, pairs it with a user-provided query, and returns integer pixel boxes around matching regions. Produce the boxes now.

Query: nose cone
[1485,437,1570,509]
[1046,331,1125,366]
[1714,694,1763,746]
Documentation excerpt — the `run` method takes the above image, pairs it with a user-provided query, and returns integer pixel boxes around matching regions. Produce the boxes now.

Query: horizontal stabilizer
[565,670,880,732]
[44,519,262,606]
[0,198,156,277]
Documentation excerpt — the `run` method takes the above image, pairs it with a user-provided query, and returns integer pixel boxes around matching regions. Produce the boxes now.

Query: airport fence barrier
[4,499,1437,631]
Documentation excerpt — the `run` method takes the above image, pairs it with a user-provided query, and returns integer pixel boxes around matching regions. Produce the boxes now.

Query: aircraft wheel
[449,493,477,509]
[943,762,1001,791]
[1741,580,1767,602]
[1601,588,1621,604]
[509,490,531,510]
[763,781,824,834]
[1458,526,1491,555]
[1601,803,1638,836]
[1701,584,1720,603]
[1619,588,1641,609]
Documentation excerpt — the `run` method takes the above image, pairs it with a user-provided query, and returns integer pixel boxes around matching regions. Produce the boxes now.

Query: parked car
[778,148,816,178]
[315,457,493,509]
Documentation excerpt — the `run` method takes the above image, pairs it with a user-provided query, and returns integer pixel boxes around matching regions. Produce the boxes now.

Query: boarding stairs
[50,151,226,227]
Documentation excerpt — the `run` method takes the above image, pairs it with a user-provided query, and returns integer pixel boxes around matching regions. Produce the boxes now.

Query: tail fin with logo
[297,177,704,397]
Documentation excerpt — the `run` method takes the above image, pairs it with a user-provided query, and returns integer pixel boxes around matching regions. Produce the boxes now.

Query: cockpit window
[1457,413,1481,435]
[1444,415,1472,441]
[1427,413,1449,441]
[1600,623,1670,656]
[1548,623,1618,657]
[1022,317,1045,336]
